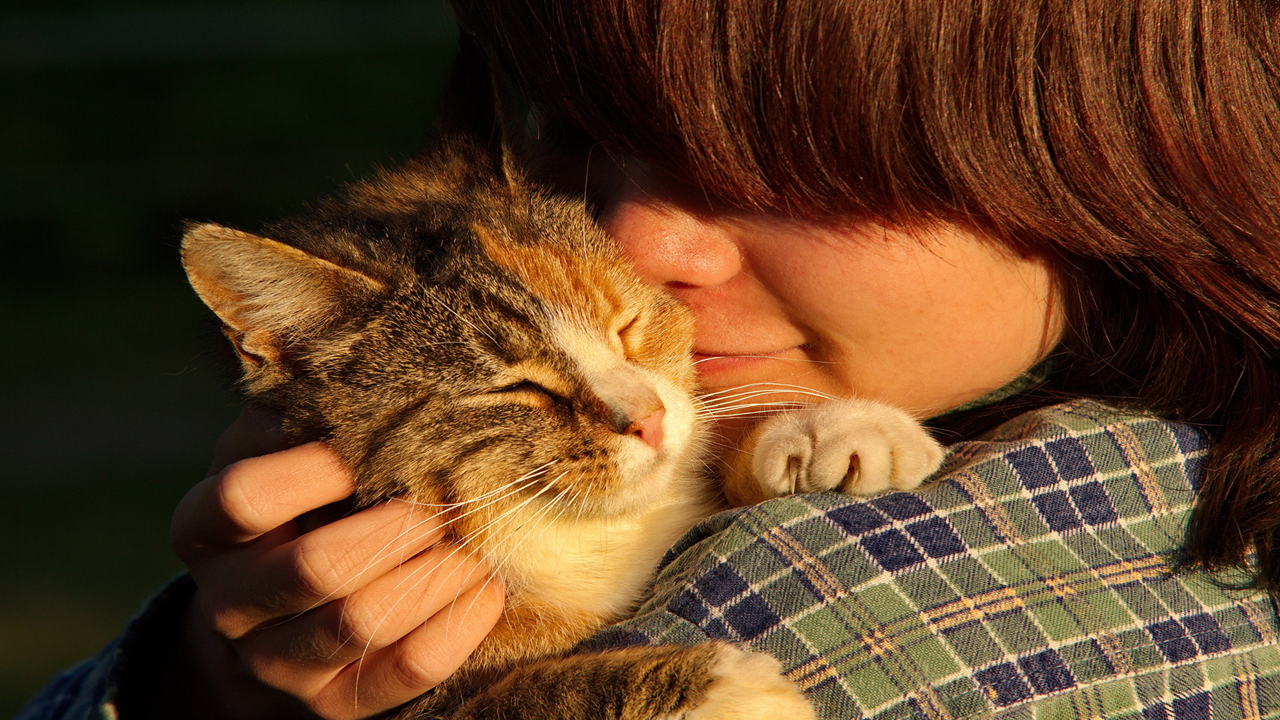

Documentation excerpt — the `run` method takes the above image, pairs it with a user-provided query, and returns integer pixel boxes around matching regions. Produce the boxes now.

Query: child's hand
[170,408,504,720]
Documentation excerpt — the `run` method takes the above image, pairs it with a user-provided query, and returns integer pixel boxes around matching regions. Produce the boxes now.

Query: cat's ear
[435,32,518,184]
[181,222,386,367]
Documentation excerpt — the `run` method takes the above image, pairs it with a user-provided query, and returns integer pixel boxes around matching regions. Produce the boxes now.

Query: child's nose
[601,162,743,291]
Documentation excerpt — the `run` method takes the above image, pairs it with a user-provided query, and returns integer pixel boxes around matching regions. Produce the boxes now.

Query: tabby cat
[181,40,943,720]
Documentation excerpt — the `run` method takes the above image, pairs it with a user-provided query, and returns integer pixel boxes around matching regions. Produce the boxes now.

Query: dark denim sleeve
[14,575,195,720]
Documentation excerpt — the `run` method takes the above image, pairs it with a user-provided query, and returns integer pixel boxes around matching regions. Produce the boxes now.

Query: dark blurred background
[0,2,457,713]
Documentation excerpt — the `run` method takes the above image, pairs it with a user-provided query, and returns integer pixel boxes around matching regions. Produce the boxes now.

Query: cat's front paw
[751,399,945,498]
[684,645,816,720]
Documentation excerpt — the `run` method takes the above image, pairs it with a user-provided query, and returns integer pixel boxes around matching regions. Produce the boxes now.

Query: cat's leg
[443,643,815,720]
[727,398,945,504]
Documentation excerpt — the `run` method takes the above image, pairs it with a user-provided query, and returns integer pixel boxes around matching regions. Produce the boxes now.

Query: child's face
[598,159,1064,422]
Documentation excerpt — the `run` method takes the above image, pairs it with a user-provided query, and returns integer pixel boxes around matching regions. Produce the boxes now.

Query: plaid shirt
[19,400,1280,719]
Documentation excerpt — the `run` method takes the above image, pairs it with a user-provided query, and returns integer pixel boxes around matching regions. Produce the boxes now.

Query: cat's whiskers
[389,461,560,509]
[695,383,842,420]
[436,471,586,626]
[701,402,815,419]
[382,469,571,618]
[698,382,841,403]
[349,469,572,706]
[287,465,561,636]
[467,475,580,607]
[697,390,796,406]
[451,470,571,555]
[691,354,835,366]
[697,393,808,412]
[699,436,739,455]
[456,479,589,627]
[351,464,561,603]
[356,473,579,684]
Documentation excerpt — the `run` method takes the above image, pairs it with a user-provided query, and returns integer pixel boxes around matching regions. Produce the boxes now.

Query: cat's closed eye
[614,314,642,359]
[492,379,570,410]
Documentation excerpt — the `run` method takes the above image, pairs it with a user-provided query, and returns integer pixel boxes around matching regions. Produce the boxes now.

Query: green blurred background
[0,2,457,713]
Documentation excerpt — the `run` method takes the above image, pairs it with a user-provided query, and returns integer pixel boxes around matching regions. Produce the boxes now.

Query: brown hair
[450,0,1280,593]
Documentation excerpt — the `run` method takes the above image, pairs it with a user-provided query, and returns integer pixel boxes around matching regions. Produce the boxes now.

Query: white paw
[683,645,816,720]
[752,399,945,498]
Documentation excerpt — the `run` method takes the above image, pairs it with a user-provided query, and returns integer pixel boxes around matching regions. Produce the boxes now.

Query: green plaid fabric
[587,400,1280,719]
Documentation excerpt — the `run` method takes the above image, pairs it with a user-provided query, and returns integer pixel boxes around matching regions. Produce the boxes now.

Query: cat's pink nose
[625,407,665,449]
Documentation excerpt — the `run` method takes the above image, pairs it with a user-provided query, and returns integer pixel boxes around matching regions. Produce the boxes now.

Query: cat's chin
[596,461,703,518]
[490,466,714,619]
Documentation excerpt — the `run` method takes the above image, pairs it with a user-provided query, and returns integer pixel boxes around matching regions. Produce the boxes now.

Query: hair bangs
[452,0,989,221]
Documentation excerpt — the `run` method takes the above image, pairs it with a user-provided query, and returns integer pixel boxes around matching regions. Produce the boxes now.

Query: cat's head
[182,132,702,529]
